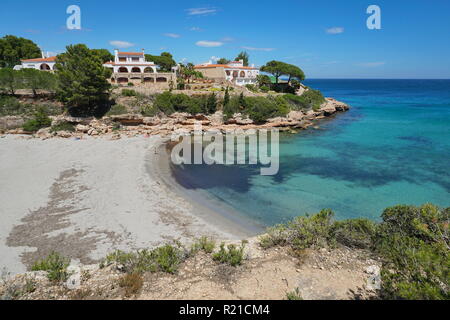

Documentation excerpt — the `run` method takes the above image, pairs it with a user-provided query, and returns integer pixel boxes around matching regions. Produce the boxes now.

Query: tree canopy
[260,60,305,84]
[145,52,177,72]
[91,49,114,63]
[235,51,249,66]
[216,58,230,65]
[0,35,41,68]
[55,44,112,116]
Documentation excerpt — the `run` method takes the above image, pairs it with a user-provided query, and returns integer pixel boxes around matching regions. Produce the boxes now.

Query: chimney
[114,49,119,62]
[142,48,145,56]
[41,50,45,59]
[239,59,244,65]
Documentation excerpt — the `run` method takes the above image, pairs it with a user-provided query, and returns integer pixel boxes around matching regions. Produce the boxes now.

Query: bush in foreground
[31,252,70,282]
[101,244,186,274]
[212,242,246,266]
[191,236,216,255]
[259,204,449,300]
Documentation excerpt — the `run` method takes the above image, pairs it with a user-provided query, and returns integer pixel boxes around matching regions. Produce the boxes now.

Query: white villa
[14,52,56,71]
[194,60,259,86]
[103,50,176,88]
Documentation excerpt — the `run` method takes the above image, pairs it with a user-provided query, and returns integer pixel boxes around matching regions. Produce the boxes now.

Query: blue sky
[1,0,449,78]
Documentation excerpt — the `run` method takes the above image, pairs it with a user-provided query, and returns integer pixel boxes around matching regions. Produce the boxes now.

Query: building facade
[14,52,57,71]
[194,60,259,86]
[103,50,176,88]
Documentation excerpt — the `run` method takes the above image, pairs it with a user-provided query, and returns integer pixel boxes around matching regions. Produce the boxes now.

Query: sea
[170,79,450,227]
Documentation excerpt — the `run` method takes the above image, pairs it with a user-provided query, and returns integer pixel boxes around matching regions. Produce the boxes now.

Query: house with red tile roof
[14,52,57,71]
[103,49,176,87]
[194,59,259,86]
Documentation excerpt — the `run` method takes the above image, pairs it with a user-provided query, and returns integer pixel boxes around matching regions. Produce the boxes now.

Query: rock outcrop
[3,98,350,140]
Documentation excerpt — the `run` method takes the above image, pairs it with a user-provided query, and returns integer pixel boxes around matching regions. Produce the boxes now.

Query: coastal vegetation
[31,252,70,282]
[22,106,52,132]
[223,93,290,122]
[1,204,447,300]
[260,203,449,300]
[0,35,41,68]
[212,242,247,267]
[55,44,112,117]
[0,68,57,96]
[145,52,176,72]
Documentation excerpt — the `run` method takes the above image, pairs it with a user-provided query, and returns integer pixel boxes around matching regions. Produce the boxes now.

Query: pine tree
[55,44,112,116]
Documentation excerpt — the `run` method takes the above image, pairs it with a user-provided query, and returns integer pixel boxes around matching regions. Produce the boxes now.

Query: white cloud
[163,33,181,38]
[326,27,345,34]
[109,40,135,48]
[241,46,276,52]
[196,41,223,47]
[210,56,219,62]
[190,27,202,31]
[357,62,386,67]
[187,8,218,16]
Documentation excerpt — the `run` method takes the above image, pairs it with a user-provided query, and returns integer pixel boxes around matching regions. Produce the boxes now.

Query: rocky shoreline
[0,98,350,140]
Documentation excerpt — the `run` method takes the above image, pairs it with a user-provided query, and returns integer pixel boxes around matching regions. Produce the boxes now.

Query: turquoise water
[171,80,450,226]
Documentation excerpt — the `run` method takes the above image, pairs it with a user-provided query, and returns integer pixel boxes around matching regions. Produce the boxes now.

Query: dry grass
[118,273,143,298]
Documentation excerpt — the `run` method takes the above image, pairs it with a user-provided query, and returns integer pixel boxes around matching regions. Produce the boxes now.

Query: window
[132,57,139,62]
[119,57,126,62]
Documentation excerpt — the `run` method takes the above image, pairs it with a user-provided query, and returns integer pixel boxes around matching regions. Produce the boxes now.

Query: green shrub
[153,91,210,115]
[22,107,52,132]
[101,244,186,274]
[191,236,216,254]
[212,242,246,266]
[261,203,450,300]
[121,89,137,97]
[245,84,258,92]
[244,95,289,123]
[330,218,377,249]
[375,204,449,300]
[260,86,270,93]
[50,121,75,133]
[0,96,26,116]
[0,96,60,117]
[31,252,70,282]
[106,104,128,116]
[282,90,325,111]
[127,82,134,87]
[140,105,159,117]
[286,288,303,300]
[260,209,336,250]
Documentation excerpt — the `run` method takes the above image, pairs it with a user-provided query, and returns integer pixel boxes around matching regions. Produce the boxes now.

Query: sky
[1,0,449,79]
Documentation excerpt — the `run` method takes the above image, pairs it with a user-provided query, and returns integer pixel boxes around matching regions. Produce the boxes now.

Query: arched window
[240,71,245,78]
[40,63,51,71]
[226,70,231,76]
[144,67,154,73]
[118,67,128,73]
[131,67,141,73]
[232,71,238,78]
[143,77,154,83]
[117,78,128,84]
[156,77,167,83]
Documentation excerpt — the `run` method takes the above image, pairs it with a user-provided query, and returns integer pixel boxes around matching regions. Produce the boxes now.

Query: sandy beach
[0,135,252,275]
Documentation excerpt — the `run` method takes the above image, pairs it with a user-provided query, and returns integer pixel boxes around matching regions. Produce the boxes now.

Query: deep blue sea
[171,80,450,226]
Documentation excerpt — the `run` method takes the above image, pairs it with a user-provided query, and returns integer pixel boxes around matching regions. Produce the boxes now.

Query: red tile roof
[21,56,57,62]
[118,52,144,56]
[194,64,258,70]
[103,61,155,66]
